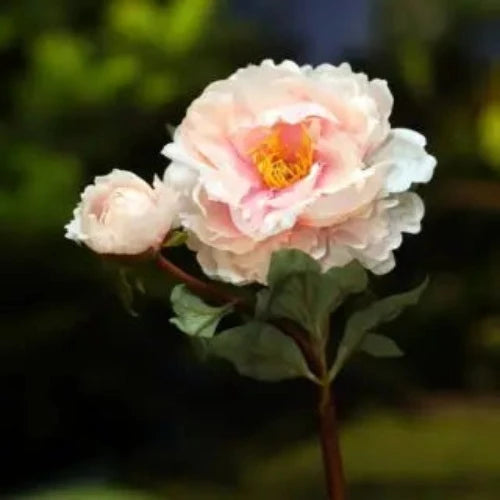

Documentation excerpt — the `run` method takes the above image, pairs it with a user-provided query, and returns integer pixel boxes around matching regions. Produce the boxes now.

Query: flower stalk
[317,365,346,499]
[157,251,346,499]
[156,252,244,308]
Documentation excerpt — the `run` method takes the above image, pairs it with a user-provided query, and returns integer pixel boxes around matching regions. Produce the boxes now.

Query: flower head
[65,169,178,255]
[163,60,436,284]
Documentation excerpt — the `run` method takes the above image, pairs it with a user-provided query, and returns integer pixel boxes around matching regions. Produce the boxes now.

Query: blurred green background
[1,0,500,498]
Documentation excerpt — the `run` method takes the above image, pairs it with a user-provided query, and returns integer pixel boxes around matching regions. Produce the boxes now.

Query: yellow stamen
[249,124,313,189]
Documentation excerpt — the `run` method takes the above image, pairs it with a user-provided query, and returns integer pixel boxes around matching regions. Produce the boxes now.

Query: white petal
[163,161,199,194]
[388,192,424,234]
[64,205,86,242]
[325,192,425,275]
[369,128,437,193]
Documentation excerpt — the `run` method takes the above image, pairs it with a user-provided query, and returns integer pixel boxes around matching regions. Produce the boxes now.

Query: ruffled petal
[161,60,434,284]
[369,128,436,193]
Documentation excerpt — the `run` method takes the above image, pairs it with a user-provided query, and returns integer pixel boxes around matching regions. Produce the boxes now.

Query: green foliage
[101,262,148,317]
[169,284,314,382]
[210,322,315,382]
[108,0,212,55]
[360,333,404,358]
[169,251,426,385]
[117,266,146,317]
[0,143,82,233]
[1,0,221,240]
[478,102,500,170]
[329,279,428,380]
[170,285,233,338]
[267,248,322,285]
[21,407,500,499]
[163,229,188,248]
[20,484,156,499]
[261,250,368,340]
[244,406,500,498]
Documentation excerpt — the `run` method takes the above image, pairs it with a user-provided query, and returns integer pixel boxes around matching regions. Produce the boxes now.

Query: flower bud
[65,169,178,255]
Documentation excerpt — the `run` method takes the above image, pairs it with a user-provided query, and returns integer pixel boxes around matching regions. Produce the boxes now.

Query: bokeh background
[1,0,500,498]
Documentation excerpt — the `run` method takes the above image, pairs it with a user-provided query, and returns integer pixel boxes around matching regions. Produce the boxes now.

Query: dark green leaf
[189,337,212,361]
[324,261,369,310]
[169,284,233,338]
[267,249,320,288]
[115,267,144,317]
[360,333,404,357]
[344,278,428,337]
[263,250,369,340]
[267,270,323,338]
[210,322,315,382]
[254,289,271,320]
[329,279,427,380]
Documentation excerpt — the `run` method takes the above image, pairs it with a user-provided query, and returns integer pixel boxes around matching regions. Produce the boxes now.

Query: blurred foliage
[0,0,266,242]
[0,0,499,498]
[20,405,500,499]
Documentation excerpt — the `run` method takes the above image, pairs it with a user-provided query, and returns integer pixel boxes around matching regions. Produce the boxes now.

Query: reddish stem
[157,252,244,308]
[156,252,317,369]
[157,251,345,499]
[318,381,346,499]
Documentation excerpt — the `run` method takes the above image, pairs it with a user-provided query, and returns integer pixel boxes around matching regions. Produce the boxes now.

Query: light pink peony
[65,169,178,255]
[162,60,436,284]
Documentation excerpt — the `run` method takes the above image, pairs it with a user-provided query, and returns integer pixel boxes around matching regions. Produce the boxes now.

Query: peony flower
[65,169,178,255]
[162,60,436,284]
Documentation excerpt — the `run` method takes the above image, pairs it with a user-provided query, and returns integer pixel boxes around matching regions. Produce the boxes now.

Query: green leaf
[263,250,368,340]
[254,289,271,320]
[109,265,145,317]
[169,284,233,338]
[324,261,369,310]
[360,333,404,357]
[163,229,188,248]
[116,267,138,316]
[344,278,428,337]
[267,249,321,287]
[210,322,316,382]
[329,279,428,381]
[267,270,324,338]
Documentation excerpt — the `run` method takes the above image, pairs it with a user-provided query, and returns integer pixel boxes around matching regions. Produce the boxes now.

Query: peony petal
[161,60,434,284]
[369,128,437,193]
[300,164,387,227]
[323,192,424,276]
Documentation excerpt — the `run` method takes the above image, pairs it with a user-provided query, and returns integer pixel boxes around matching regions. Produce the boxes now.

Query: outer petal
[64,205,85,242]
[189,226,328,285]
[369,128,437,193]
[325,192,424,275]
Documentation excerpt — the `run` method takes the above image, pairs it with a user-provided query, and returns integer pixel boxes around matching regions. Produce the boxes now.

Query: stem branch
[157,251,345,498]
[157,252,242,307]
[157,252,318,371]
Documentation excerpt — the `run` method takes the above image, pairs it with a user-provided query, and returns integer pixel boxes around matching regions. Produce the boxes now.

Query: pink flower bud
[65,169,178,255]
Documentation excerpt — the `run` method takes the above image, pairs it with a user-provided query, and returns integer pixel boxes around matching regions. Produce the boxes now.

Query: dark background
[1,1,499,498]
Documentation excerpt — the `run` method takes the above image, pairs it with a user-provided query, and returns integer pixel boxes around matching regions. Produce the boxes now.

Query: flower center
[249,123,313,190]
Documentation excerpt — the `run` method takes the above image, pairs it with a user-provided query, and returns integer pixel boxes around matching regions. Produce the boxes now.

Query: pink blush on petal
[88,190,110,221]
